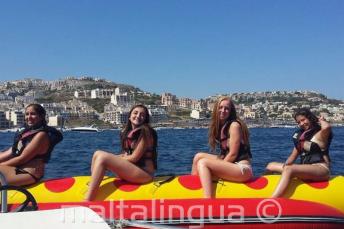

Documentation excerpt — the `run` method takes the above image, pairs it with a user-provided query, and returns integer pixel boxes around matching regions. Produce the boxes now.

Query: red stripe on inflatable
[245,177,268,190]
[303,180,329,189]
[113,179,140,192]
[35,198,344,220]
[44,177,75,193]
[178,175,202,190]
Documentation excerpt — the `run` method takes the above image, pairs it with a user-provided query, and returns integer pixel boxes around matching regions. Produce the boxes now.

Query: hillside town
[0,77,344,130]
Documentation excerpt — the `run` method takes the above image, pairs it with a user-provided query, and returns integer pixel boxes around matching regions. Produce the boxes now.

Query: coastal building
[190,109,206,119]
[148,106,168,123]
[110,87,133,107]
[15,95,35,105]
[178,98,192,109]
[6,110,24,127]
[191,99,207,111]
[244,111,256,119]
[161,93,177,107]
[41,100,98,121]
[48,115,63,127]
[0,111,11,129]
[206,100,216,112]
[103,103,168,124]
[25,90,44,99]
[103,104,130,125]
[91,88,113,99]
[281,111,293,119]
[74,90,91,99]
[0,94,14,102]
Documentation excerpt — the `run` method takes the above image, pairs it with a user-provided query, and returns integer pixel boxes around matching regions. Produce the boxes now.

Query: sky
[0,1,343,100]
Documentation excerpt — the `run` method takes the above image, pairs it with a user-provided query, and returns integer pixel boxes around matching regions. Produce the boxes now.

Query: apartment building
[0,111,11,128]
[110,88,133,107]
[178,98,192,109]
[161,93,177,106]
[103,104,130,125]
[6,110,25,127]
[190,109,207,119]
[91,88,113,99]
[148,107,168,123]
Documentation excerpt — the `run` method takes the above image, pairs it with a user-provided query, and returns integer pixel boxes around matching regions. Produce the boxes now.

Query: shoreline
[1,120,344,132]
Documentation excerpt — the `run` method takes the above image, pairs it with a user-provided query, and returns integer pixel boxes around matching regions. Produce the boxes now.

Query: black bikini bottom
[15,167,42,183]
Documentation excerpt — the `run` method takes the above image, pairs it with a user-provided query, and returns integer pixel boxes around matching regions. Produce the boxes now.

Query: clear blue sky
[0,1,343,100]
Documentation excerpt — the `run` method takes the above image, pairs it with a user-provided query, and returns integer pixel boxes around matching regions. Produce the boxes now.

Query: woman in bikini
[85,104,158,201]
[191,96,253,198]
[0,104,62,186]
[266,108,332,198]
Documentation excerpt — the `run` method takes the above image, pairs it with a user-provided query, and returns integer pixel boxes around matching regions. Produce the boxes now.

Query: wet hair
[293,108,319,128]
[208,96,250,151]
[25,103,47,126]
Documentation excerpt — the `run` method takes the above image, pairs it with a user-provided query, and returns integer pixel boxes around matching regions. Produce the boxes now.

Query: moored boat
[71,125,100,132]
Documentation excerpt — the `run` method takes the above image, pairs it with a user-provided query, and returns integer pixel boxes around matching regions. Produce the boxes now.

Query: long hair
[208,96,250,151]
[25,103,47,127]
[294,108,320,129]
[120,104,152,150]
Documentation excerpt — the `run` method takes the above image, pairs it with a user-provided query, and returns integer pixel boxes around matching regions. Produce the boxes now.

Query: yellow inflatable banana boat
[7,175,344,212]
[6,175,344,228]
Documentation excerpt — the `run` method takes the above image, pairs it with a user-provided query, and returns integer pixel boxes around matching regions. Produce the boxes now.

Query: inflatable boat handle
[0,171,8,213]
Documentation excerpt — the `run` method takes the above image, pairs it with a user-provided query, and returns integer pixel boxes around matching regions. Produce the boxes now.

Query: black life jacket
[216,120,252,162]
[12,124,63,163]
[122,126,158,169]
[292,127,332,164]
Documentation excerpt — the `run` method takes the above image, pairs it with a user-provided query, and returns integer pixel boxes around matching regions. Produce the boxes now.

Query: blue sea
[1,127,343,179]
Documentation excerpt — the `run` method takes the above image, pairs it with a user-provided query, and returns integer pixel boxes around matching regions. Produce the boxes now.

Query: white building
[48,115,63,127]
[190,109,206,119]
[104,104,130,125]
[148,107,168,123]
[161,93,177,106]
[0,111,11,128]
[110,88,133,107]
[6,111,25,127]
[91,88,113,99]
[74,90,91,99]
[15,95,35,105]
[244,111,256,119]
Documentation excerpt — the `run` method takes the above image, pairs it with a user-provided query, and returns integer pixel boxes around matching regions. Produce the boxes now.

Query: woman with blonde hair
[191,96,253,198]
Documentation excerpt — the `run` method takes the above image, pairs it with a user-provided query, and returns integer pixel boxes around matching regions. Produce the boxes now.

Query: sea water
[0,127,343,179]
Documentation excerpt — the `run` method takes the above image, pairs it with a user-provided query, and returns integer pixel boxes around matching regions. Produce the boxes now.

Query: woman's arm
[284,147,299,166]
[0,147,12,163]
[317,116,332,142]
[122,138,146,163]
[0,132,50,166]
[223,122,242,162]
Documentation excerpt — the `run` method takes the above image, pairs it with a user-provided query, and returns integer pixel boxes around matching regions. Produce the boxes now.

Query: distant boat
[71,125,100,132]
[0,128,18,133]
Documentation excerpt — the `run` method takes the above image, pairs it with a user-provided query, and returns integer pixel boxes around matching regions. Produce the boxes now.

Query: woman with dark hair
[266,108,332,197]
[191,96,252,198]
[0,104,62,186]
[85,104,157,201]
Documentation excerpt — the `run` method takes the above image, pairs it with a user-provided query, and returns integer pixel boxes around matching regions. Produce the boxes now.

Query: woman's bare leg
[197,158,252,198]
[265,162,284,174]
[0,165,36,186]
[191,152,218,175]
[85,151,153,201]
[271,164,329,198]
